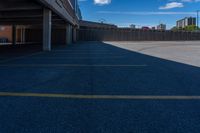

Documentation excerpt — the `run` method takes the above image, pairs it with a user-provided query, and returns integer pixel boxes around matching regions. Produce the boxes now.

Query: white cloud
[94,0,111,5]
[159,2,184,9]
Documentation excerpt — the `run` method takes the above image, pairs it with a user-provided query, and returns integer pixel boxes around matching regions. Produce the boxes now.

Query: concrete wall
[77,28,200,41]
[25,28,42,43]
[51,29,67,44]
[25,28,70,44]
[0,26,73,45]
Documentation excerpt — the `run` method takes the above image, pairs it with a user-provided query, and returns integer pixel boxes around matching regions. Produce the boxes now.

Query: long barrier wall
[77,28,200,41]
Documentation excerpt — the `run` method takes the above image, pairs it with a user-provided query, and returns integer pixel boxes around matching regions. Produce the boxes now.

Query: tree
[184,25,199,31]
[171,26,179,31]
[171,25,199,32]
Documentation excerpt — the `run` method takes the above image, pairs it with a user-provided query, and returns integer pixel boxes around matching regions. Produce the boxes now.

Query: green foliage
[171,25,199,32]
[171,26,179,31]
[184,25,199,31]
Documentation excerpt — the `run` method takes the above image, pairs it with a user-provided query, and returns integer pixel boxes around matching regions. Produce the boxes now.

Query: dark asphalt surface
[0,42,200,133]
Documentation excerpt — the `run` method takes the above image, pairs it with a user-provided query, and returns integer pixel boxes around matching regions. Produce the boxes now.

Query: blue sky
[78,0,200,29]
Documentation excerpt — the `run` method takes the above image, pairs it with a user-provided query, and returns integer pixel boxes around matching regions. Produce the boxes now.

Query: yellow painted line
[52,50,112,52]
[52,51,113,53]
[29,56,125,59]
[0,92,200,100]
[0,64,148,67]
[44,53,121,55]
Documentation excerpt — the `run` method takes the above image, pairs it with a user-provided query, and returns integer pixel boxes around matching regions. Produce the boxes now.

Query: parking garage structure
[0,0,82,51]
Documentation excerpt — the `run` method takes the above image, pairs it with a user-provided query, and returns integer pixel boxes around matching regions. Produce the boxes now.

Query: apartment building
[177,17,196,28]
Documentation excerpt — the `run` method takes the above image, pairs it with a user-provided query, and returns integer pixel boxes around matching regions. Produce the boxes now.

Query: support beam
[38,0,75,25]
[66,24,72,45]
[43,8,52,51]
[12,25,16,45]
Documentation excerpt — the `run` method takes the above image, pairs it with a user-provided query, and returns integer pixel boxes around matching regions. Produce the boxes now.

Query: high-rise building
[176,17,196,28]
[157,24,166,30]
[129,24,136,29]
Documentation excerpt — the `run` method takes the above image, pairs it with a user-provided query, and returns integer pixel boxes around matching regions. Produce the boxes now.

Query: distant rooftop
[79,20,118,29]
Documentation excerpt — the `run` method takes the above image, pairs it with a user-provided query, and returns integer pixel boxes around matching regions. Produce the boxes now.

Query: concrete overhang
[37,0,78,25]
[0,0,79,26]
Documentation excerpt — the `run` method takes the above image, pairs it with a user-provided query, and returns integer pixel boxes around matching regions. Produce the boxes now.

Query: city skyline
[78,0,200,29]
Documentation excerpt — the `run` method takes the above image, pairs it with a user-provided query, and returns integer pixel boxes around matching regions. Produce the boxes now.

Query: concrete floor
[0,42,200,133]
[107,41,200,67]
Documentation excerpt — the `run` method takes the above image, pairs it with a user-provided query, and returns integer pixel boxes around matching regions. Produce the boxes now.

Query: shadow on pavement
[1,42,200,133]
[0,41,200,95]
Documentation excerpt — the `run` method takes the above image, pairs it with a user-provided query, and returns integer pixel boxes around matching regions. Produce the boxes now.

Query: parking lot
[0,41,200,132]
[107,41,200,67]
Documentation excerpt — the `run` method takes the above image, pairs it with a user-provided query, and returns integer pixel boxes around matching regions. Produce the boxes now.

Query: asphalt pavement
[0,42,200,133]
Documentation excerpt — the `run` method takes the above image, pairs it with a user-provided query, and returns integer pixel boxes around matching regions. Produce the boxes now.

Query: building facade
[0,26,12,42]
[0,0,82,48]
[68,0,82,20]
[129,24,136,29]
[176,17,196,29]
[157,24,166,31]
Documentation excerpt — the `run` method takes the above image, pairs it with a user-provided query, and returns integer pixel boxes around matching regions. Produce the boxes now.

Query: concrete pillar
[12,25,16,45]
[43,8,52,51]
[18,27,25,44]
[73,27,77,43]
[22,27,26,43]
[66,24,72,45]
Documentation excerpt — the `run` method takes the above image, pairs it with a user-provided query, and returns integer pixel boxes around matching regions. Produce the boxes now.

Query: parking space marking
[27,56,125,59]
[0,64,148,67]
[52,50,114,52]
[0,92,200,100]
[41,53,123,55]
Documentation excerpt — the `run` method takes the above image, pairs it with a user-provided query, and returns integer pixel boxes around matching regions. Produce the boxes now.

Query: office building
[176,17,196,28]
[129,24,136,29]
[157,24,166,30]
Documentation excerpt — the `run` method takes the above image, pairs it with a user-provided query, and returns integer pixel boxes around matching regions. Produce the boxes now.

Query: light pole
[197,10,200,30]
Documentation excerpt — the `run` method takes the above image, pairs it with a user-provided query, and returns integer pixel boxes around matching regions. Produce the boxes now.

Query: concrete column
[66,24,72,45]
[43,8,52,51]
[20,28,23,43]
[18,27,25,44]
[12,25,16,45]
[22,27,26,43]
[73,27,77,43]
